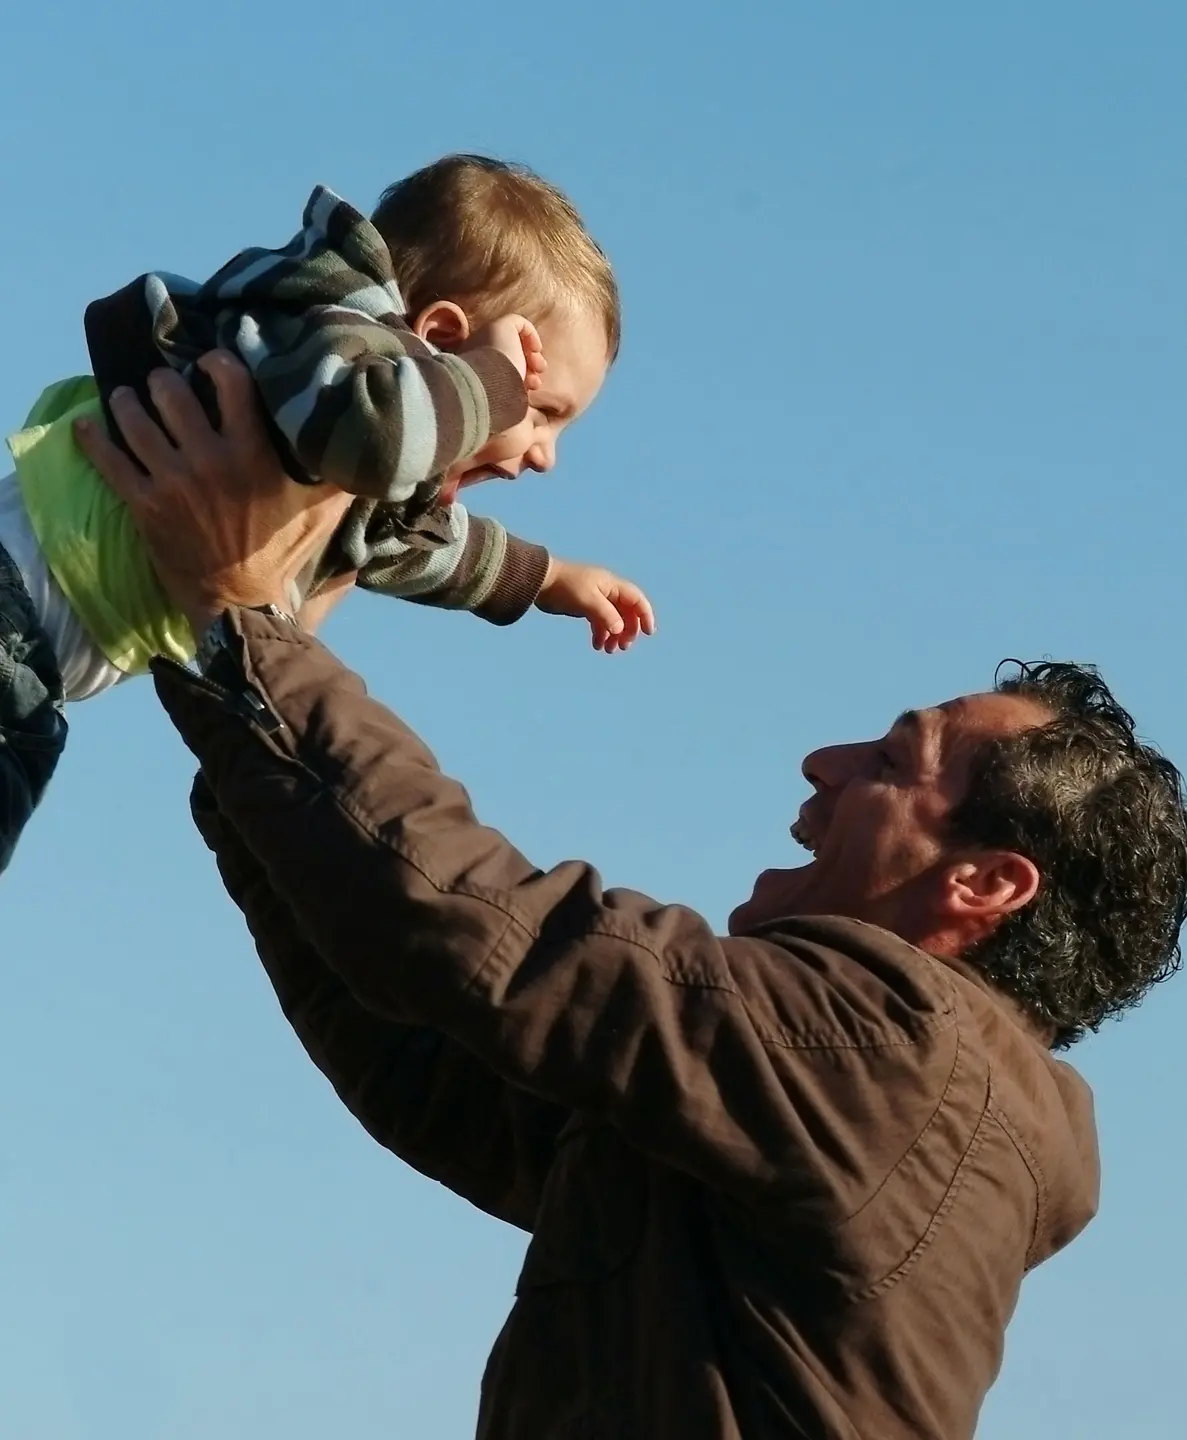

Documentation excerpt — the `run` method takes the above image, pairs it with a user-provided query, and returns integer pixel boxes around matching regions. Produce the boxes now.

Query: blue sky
[1,2,1185,1435]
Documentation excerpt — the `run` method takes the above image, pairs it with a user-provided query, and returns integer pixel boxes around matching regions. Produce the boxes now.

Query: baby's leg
[0,548,67,874]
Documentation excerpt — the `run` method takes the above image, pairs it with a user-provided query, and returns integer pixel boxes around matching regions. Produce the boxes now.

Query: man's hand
[465,314,546,393]
[298,568,358,635]
[73,352,353,637]
[535,558,657,654]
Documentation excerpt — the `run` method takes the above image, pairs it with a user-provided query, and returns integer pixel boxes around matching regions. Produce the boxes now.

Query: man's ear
[943,851,1041,930]
[411,300,470,350]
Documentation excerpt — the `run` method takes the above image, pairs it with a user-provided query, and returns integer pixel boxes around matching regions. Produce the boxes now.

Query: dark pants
[0,545,66,874]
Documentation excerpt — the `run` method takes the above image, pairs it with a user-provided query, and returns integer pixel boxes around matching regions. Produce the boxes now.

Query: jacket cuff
[474,536,551,626]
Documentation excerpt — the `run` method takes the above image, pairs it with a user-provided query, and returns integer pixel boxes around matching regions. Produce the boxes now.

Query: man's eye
[877,748,896,773]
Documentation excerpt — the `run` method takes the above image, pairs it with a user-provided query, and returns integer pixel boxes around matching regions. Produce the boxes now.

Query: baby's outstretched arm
[535,559,657,654]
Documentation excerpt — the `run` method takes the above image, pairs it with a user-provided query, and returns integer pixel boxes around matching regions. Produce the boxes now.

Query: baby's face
[438,306,610,507]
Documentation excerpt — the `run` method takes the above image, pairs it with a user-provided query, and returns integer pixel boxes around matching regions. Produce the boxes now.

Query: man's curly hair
[949,661,1187,1049]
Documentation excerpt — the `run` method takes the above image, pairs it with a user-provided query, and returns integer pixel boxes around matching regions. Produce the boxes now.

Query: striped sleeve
[227,308,528,503]
[196,186,529,502]
[354,503,551,626]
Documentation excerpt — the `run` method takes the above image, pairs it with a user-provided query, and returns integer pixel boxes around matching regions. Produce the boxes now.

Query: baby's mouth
[438,464,515,507]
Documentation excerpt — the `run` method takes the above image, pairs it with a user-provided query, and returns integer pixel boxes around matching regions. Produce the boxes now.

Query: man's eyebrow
[890,709,927,760]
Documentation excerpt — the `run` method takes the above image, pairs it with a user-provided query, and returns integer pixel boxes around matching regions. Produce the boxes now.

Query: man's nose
[802,741,864,790]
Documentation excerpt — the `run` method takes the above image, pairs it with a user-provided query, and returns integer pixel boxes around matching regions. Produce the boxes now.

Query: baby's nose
[528,440,557,474]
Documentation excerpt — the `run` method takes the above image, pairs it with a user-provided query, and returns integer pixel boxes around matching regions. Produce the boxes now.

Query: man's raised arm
[191,775,568,1232]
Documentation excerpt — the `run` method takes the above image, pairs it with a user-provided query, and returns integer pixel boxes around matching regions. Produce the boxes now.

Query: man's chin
[728,864,814,935]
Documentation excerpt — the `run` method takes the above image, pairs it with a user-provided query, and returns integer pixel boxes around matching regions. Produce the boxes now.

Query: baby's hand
[467,314,546,393]
[536,558,657,654]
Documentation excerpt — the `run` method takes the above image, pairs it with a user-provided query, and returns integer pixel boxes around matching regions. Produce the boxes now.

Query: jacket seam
[853,1088,993,1302]
[837,1020,963,1227]
[987,1097,1046,1270]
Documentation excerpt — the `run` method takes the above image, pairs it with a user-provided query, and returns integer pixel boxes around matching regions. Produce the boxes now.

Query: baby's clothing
[8,185,549,679]
[83,184,550,630]
[0,185,553,872]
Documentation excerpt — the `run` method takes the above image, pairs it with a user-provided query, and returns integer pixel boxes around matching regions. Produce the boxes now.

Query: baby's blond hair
[372,154,620,361]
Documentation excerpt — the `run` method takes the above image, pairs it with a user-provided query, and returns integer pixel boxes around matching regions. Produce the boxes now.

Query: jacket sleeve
[190,774,568,1231]
[354,503,551,626]
[152,613,958,1206]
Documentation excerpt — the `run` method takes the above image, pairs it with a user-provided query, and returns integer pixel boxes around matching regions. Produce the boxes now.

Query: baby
[0,154,653,873]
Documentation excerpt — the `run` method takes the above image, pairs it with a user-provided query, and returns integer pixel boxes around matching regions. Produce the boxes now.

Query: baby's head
[372,155,619,500]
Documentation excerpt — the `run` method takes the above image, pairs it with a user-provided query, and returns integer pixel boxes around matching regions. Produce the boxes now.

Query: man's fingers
[198,351,264,457]
[109,385,183,479]
[73,416,149,508]
[148,368,220,469]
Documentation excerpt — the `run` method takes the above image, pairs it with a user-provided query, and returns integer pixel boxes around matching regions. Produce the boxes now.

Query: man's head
[372,155,619,500]
[729,661,1187,1048]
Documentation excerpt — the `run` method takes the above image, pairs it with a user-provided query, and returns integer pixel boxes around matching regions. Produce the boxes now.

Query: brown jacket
[153,611,1101,1440]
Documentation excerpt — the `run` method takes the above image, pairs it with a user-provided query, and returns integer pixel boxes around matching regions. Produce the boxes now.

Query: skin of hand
[535,557,657,654]
[297,567,358,634]
[463,313,547,393]
[72,351,354,638]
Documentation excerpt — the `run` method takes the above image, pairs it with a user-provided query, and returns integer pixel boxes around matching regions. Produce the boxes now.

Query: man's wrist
[186,586,299,639]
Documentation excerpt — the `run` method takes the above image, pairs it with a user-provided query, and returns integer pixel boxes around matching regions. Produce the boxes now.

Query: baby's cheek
[486,416,536,463]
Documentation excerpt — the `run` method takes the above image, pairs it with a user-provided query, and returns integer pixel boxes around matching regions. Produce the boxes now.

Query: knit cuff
[461,348,531,437]
[474,536,551,626]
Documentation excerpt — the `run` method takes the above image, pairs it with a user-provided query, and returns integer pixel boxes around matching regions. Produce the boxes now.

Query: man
[76,360,1187,1439]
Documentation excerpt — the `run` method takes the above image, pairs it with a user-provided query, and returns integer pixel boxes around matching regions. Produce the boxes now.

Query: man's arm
[152,613,958,1207]
[191,775,568,1231]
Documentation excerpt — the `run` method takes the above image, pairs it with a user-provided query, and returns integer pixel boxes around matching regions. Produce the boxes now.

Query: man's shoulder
[728,915,957,1054]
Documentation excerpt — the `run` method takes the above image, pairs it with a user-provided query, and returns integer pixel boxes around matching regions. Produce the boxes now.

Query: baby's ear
[412,300,470,349]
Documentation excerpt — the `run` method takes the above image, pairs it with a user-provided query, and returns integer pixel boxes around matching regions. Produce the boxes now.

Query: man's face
[729,691,1052,945]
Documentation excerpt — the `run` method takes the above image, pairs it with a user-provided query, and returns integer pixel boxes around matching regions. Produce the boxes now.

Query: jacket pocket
[516,1114,647,1290]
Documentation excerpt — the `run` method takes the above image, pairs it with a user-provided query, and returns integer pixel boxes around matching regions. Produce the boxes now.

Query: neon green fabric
[6,379,194,673]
